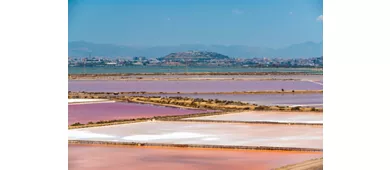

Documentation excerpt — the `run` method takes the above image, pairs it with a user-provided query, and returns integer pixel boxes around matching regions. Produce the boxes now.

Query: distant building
[133,62,143,66]
[106,62,117,65]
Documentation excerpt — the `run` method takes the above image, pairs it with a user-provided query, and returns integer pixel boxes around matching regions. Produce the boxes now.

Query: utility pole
[83,57,86,74]
[185,59,188,74]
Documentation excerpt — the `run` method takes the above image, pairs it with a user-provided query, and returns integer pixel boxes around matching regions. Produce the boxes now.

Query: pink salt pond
[69,144,322,170]
[68,102,213,125]
[68,80,322,92]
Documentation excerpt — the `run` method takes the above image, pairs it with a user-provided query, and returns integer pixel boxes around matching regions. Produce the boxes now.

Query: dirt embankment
[68,140,323,152]
[68,93,323,112]
[68,90,323,96]
[127,96,323,112]
[68,71,322,77]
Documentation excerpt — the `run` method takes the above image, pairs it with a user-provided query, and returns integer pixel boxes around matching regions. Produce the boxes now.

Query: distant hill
[68,41,322,58]
[161,51,229,61]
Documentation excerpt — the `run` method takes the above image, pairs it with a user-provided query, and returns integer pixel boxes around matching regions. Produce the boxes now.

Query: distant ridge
[161,51,229,61]
[68,41,323,58]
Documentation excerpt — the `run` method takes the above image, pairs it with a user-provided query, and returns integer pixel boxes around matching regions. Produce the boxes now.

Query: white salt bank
[68,98,114,104]
[184,111,323,124]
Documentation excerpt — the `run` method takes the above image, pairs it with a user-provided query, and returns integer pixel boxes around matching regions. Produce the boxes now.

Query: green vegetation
[70,122,83,126]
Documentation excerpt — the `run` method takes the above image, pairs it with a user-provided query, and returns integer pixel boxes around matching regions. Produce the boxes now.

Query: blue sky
[69,0,322,48]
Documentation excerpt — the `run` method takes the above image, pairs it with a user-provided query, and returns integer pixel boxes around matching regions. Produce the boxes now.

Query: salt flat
[68,121,322,149]
[184,111,323,124]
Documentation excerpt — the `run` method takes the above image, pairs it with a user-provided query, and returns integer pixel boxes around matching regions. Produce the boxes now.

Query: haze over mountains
[69,41,323,59]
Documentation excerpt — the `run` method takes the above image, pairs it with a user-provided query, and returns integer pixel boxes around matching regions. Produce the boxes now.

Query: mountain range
[68,41,323,59]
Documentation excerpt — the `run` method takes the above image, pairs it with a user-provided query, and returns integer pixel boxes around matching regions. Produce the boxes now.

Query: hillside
[161,51,229,61]
[68,41,323,58]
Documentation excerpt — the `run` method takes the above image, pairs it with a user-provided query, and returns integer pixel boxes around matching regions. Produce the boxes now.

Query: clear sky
[69,0,323,48]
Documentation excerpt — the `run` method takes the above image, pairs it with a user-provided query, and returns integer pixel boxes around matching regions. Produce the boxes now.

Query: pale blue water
[68,66,323,74]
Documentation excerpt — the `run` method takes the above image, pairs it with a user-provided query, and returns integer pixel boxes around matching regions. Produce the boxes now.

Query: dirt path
[275,158,323,170]
[304,80,323,86]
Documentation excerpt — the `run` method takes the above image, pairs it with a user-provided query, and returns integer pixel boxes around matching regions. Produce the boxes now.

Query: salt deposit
[68,98,111,103]
[68,130,116,139]
[122,132,209,141]
[68,121,323,149]
[184,111,323,124]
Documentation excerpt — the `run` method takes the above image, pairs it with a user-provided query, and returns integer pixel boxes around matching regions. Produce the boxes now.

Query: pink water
[69,144,322,170]
[68,102,212,125]
[68,80,322,92]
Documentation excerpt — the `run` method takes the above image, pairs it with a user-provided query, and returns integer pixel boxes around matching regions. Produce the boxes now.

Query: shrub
[71,122,83,126]
[255,106,268,110]
[291,106,301,111]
